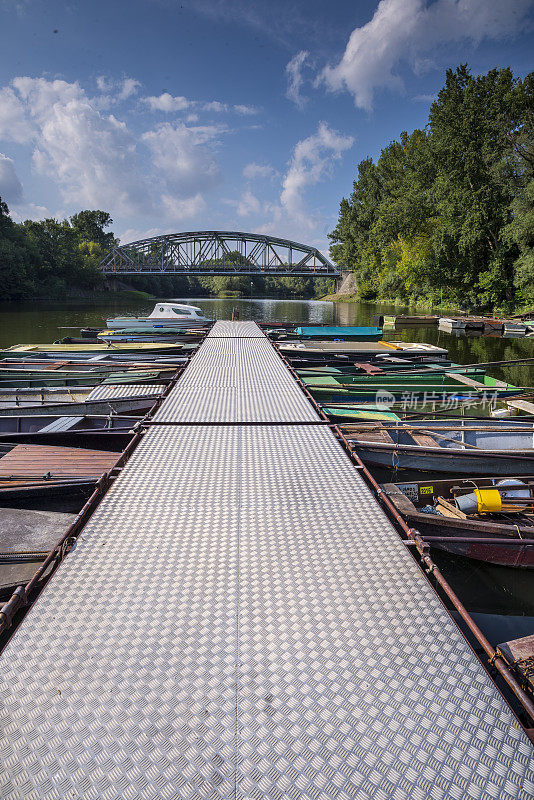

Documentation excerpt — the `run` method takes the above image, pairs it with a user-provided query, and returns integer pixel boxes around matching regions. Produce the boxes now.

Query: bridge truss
[99,230,340,277]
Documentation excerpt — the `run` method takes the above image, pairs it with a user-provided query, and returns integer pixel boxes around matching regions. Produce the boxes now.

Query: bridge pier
[335,269,357,295]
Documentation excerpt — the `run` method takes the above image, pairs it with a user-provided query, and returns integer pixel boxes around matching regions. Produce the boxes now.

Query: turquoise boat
[292,326,383,341]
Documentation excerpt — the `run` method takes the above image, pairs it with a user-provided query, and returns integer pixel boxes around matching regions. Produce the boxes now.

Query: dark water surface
[0,296,532,648]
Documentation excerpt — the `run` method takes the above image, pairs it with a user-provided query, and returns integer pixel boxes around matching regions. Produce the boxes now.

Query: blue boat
[292,326,383,341]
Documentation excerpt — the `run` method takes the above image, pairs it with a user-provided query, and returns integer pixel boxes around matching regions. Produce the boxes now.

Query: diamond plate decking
[0,320,532,799]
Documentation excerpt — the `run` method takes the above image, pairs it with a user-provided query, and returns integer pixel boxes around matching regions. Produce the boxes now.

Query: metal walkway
[0,321,532,799]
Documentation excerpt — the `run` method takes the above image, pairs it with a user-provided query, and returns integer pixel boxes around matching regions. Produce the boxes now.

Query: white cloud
[0,153,23,203]
[9,202,49,222]
[142,121,222,198]
[203,100,228,113]
[280,121,353,227]
[96,76,112,93]
[144,92,191,112]
[237,190,261,217]
[0,86,35,143]
[320,0,533,109]
[118,78,141,100]
[286,50,310,109]
[233,104,259,115]
[243,162,277,180]
[161,192,207,221]
[117,226,173,245]
[96,76,141,103]
[6,77,149,216]
[412,93,437,102]
[0,76,229,228]
[251,122,353,244]
[143,93,259,116]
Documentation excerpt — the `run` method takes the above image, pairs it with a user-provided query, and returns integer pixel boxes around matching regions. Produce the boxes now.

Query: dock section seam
[0,320,531,799]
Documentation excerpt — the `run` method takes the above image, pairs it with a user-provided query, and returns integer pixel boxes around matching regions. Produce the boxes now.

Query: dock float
[0,320,532,799]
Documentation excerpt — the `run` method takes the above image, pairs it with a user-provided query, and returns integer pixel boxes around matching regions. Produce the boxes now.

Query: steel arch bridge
[99,230,340,277]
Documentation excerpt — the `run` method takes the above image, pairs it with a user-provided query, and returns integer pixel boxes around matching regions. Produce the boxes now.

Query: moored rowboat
[382,476,534,568]
[341,419,534,475]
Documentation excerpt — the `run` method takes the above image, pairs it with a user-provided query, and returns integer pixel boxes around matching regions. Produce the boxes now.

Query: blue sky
[0,0,532,255]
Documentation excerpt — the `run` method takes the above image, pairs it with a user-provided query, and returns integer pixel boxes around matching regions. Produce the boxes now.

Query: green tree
[330,64,534,311]
[69,210,118,251]
[0,197,38,300]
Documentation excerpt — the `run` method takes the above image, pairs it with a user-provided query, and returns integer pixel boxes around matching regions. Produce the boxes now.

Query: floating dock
[0,320,532,799]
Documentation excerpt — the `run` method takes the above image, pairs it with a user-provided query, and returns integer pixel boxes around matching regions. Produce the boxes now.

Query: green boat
[296,362,476,378]
[306,374,522,403]
[0,369,166,388]
[301,367,487,387]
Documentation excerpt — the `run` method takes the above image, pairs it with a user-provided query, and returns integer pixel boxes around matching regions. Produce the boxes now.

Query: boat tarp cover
[294,326,382,338]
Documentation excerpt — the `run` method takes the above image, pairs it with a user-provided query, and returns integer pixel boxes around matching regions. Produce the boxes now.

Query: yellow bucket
[474,488,502,513]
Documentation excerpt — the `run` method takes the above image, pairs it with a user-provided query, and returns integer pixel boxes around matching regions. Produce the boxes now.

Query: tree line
[0,203,117,300]
[0,200,332,301]
[329,65,534,312]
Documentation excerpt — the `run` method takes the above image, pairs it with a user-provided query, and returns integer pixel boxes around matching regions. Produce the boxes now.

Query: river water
[0,296,533,649]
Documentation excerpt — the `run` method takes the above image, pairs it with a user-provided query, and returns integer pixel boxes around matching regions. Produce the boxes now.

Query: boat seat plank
[0,444,118,486]
[352,362,384,374]
[410,431,439,448]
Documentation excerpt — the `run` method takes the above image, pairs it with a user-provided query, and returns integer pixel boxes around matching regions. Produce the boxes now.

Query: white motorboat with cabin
[106,303,211,330]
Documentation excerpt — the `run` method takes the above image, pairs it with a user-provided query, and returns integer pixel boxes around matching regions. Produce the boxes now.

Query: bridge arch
[99,230,340,277]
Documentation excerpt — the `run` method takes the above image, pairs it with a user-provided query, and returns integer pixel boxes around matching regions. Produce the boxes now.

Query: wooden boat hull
[383,480,534,568]
[308,386,520,403]
[351,441,534,475]
[0,443,120,500]
[0,395,160,417]
[303,369,487,387]
[2,342,193,355]
[0,388,91,407]
[0,371,169,388]
[373,315,439,327]
[0,430,134,450]
[297,361,465,377]
[0,358,178,373]
[0,414,140,450]
[97,332,202,343]
[280,341,449,359]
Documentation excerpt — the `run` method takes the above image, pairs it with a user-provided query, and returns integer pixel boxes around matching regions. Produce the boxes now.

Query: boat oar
[339,422,534,433]
[299,356,534,378]
[341,423,485,450]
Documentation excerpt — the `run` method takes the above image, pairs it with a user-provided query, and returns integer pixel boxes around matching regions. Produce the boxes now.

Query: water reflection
[431,550,534,646]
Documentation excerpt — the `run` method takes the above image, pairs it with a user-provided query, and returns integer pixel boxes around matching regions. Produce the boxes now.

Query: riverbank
[320,291,529,316]
[65,289,156,303]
